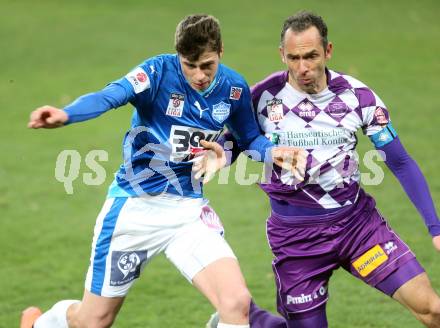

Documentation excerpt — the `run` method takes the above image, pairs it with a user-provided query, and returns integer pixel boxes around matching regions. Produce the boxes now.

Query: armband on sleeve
[370,123,397,148]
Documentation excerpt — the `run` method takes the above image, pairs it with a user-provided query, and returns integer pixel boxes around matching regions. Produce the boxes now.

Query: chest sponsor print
[169,125,222,162]
[268,128,351,149]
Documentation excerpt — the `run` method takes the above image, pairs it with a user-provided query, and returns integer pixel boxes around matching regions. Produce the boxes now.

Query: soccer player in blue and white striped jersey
[23,14,303,328]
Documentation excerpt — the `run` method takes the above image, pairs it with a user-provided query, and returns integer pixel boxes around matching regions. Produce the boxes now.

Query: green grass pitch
[1,0,439,327]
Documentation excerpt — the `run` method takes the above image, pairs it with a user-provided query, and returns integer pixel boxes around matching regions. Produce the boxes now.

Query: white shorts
[84,195,235,297]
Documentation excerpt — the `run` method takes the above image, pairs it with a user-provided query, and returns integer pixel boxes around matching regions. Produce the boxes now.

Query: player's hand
[271,146,307,181]
[28,105,68,129]
[432,235,440,252]
[192,140,227,184]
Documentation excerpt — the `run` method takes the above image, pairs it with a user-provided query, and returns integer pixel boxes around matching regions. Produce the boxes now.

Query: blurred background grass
[1,0,439,326]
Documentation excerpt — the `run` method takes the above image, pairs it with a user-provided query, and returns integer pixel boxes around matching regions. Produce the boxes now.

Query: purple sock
[286,304,328,328]
[249,300,287,328]
[375,258,424,296]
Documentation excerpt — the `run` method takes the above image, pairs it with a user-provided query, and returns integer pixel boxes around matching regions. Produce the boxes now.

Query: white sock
[217,324,250,328]
[34,300,80,328]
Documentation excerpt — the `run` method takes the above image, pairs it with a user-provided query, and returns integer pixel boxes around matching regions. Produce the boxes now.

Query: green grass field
[1,0,440,327]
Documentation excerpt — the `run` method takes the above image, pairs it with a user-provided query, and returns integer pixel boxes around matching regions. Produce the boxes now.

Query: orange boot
[20,307,42,328]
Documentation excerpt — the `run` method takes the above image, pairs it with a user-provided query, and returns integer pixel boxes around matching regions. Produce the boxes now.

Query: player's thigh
[85,197,175,298]
[267,215,336,318]
[343,207,419,289]
[393,272,439,313]
[193,257,250,308]
[165,209,249,307]
[68,290,124,327]
[165,205,234,282]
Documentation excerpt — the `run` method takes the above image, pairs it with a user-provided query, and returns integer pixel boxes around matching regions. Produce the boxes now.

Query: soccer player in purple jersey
[206,11,440,328]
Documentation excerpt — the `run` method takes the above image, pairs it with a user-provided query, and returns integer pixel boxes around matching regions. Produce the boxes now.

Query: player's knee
[218,288,251,317]
[414,295,440,327]
[428,297,440,317]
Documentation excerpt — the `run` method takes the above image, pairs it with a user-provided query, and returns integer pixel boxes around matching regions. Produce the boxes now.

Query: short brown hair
[280,11,328,50]
[175,14,222,61]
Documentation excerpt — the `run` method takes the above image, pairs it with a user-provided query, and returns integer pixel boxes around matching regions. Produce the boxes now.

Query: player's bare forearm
[28,105,68,129]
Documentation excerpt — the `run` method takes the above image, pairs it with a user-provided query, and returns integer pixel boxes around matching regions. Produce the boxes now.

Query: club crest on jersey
[212,101,231,123]
[327,102,349,118]
[267,98,284,122]
[125,67,150,94]
[229,87,242,100]
[374,107,388,125]
[166,93,185,117]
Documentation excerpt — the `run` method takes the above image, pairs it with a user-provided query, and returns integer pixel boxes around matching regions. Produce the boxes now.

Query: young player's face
[180,50,222,92]
[280,26,332,94]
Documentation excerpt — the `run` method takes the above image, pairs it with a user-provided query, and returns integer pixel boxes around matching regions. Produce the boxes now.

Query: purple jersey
[252,70,390,209]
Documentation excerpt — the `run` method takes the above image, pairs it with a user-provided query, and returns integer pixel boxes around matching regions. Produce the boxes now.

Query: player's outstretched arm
[28,83,132,129]
[377,137,440,248]
[28,105,68,129]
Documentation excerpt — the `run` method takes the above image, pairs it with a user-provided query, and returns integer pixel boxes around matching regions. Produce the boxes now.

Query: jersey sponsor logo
[212,101,231,123]
[270,128,349,148]
[374,107,388,125]
[287,293,312,305]
[169,125,222,162]
[326,102,349,118]
[200,205,224,236]
[110,250,148,286]
[229,87,242,100]
[267,98,284,122]
[268,132,280,145]
[298,101,317,118]
[136,72,147,82]
[286,285,327,305]
[125,67,150,94]
[166,93,185,117]
[352,244,388,277]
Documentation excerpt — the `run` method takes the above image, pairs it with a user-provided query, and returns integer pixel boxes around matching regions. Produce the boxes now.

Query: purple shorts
[267,190,424,318]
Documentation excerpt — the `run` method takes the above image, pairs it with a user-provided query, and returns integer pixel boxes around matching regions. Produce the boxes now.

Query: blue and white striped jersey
[64,54,272,198]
